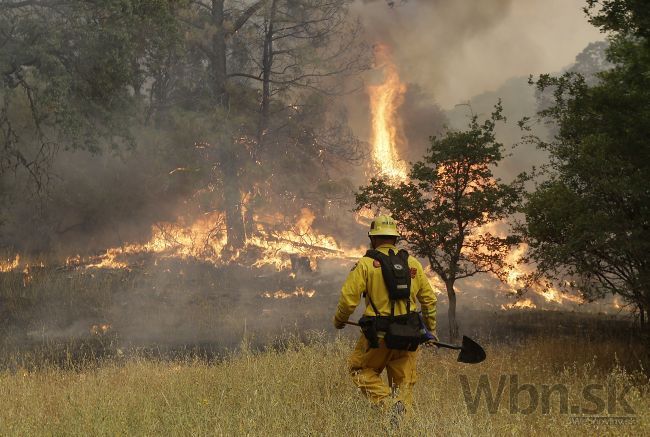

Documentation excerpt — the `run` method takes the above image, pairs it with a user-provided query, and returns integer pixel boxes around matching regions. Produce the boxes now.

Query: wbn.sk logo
[459,374,636,423]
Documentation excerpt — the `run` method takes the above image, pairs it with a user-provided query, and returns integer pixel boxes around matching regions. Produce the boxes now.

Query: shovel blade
[457,336,486,364]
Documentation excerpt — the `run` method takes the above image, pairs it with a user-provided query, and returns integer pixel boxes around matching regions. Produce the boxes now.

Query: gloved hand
[423,332,439,348]
[333,316,346,330]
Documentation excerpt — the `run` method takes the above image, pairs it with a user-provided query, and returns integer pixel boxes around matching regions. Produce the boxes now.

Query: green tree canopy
[523,0,650,327]
[0,0,179,188]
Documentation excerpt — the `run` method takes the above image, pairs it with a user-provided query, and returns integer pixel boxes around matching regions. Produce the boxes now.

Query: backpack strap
[364,249,382,262]
[363,250,382,317]
[363,290,381,317]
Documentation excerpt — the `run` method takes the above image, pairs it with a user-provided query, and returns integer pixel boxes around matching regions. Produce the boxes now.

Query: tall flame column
[368,44,408,181]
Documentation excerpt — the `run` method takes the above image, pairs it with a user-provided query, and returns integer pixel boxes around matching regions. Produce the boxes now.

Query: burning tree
[355,104,526,341]
[0,0,370,260]
[175,0,368,253]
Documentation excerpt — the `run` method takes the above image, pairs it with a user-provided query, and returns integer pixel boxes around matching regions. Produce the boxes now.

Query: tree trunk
[221,144,246,252]
[640,303,646,329]
[258,0,277,142]
[210,1,245,251]
[211,0,229,107]
[446,280,459,342]
[243,191,255,239]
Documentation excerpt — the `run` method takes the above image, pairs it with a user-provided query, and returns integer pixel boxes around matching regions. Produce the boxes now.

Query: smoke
[10,255,617,364]
[336,0,613,318]
[1,0,602,256]
[0,127,204,256]
[0,1,624,366]
[9,260,357,359]
[352,0,601,108]
[342,0,607,199]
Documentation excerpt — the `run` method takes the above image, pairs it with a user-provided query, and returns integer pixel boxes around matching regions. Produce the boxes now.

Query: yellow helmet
[368,215,400,237]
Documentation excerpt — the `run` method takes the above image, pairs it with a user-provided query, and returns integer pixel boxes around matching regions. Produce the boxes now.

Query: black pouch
[358,315,379,348]
[384,313,423,351]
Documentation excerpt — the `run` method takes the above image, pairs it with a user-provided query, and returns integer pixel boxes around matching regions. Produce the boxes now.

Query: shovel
[431,335,486,364]
[343,320,486,364]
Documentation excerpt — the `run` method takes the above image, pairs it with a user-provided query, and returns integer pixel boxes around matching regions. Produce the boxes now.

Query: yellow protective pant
[348,335,417,409]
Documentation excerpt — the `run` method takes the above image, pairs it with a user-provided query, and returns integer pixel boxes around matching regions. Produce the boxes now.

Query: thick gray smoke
[344,0,604,186]
[351,0,601,108]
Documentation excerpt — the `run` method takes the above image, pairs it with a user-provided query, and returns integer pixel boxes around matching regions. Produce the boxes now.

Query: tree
[534,41,612,117]
[176,0,268,251]
[356,104,525,341]
[522,0,650,328]
[232,0,369,232]
[0,0,178,190]
[159,0,367,253]
[0,1,202,252]
[0,0,369,257]
[227,0,367,142]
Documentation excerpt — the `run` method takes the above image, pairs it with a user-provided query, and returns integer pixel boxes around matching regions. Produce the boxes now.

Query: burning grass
[0,333,648,435]
[0,260,643,369]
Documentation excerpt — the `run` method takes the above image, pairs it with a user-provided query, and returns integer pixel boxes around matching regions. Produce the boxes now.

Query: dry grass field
[0,333,648,436]
[1,265,648,435]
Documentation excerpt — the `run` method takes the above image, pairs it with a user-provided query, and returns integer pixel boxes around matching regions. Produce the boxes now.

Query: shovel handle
[343,321,461,350]
[431,342,462,350]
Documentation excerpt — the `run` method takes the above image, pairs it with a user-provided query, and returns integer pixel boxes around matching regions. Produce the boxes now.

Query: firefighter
[333,215,438,418]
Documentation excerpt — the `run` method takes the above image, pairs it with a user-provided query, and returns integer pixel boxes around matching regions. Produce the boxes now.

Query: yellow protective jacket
[334,244,437,333]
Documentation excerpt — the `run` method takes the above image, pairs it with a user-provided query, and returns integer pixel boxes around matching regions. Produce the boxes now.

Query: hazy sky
[352,0,603,108]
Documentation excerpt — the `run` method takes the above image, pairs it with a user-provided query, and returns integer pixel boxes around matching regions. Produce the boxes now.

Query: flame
[248,208,339,270]
[505,244,528,288]
[539,286,583,305]
[261,286,316,299]
[90,323,112,335]
[0,254,20,272]
[56,208,364,272]
[502,244,584,306]
[354,208,375,227]
[501,298,536,310]
[84,249,131,269]
[249,208,363,270]
[368,44,408,181]
[423,266,445,295]
[65,211,228,269]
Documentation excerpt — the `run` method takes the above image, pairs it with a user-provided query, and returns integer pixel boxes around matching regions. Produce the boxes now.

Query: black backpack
[364,249,411,301]
[360,248,423,351]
